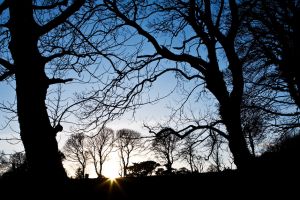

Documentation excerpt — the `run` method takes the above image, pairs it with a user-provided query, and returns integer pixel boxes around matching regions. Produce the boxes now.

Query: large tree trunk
[206,49,252,170]
[9,0,66,182]
[220,102,252,170]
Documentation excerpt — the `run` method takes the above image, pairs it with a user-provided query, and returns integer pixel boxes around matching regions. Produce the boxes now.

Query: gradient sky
[0,0,220,177]
[0,69,198,178]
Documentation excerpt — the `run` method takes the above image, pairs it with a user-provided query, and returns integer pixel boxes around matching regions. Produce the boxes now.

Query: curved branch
[0,58,14,70]
[0,58,15,81]
[146,123,228,140]
[0,70,14,81]
[104,0,207,74]
[0,0,8,15]
[33,0,68,10]
[39,0,84,35]
[48,78,73,85]
[245,104,300,117]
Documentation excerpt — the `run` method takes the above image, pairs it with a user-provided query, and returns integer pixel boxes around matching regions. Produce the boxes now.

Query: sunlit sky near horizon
[0,71,202,178]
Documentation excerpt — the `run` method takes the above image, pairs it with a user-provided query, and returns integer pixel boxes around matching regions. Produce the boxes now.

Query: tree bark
[9,0,66,182]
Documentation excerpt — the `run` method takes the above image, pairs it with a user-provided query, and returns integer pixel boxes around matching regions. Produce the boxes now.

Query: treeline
[62,128,206,179]
[1,132,299,180]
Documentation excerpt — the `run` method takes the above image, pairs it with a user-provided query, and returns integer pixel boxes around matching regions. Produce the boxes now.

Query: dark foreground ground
[1,169,298,199]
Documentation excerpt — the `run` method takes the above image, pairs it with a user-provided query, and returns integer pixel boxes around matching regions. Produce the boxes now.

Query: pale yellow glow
[104,168,119,179]
[102,152,120,179]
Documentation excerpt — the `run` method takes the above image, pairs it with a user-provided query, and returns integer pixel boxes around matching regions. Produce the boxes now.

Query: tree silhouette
[181,133,205,173]
[207,132,226,172]
[8,152,26,171]
[126,160,160,177]
[92,0,255,169]
[0,0,91,181]
[151,129,181,174]
[244,0,300,108]
[237,0,300,148]
[1,0,298,187]
[74,167,84,179]
[63,133,89,178]
[1,0,134,183]
[115,129,141,177]
[240,99,268,156]
[86,127,114,178]
[0,152,29,178]
[0,151,9,175]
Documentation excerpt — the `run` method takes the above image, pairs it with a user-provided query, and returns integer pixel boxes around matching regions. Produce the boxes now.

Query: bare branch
[0,137,20,141]
[227,0,239,40]
[0,58,14,70]
[215,0,225,29]
[0,58,14,81]
[245,104,300,117]
[48,78,73,85]
[0,70,14,81]
[0,0,8,15]
[33,0,68,10]
[104,0,207,73]
[39,0,85,35]
[145,123,228,140]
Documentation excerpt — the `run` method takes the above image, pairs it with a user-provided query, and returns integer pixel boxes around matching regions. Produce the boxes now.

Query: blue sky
[0,0,225,177]
[0,67,207,177]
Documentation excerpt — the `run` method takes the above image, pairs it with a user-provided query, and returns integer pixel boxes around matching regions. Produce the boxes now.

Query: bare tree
[238,0,300,142]
[0,0,84,180]
[97,0,300,170]
[181,132,206,173]
[115,129,141,177]
[209,135,224,172]
[0,0,128,182]
[243,0,300,108]
[151,128,182,174]
[63,133,89,179]
[240,98,270,156]
[80,0,256,169]
[86,127,114,178]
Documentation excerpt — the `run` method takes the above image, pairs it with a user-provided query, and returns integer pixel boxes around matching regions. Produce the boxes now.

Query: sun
[103,166,120,180]
[106,172,119,180]
[101,152,121,180]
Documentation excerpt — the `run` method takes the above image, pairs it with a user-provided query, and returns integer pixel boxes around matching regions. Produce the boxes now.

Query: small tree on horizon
[63,133,89,178]
[126,160,160,177]
[86,127,115,178]
[151,129,182,175]
[115,129,142,177]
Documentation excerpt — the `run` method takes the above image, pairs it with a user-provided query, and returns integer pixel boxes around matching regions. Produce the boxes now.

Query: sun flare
[107,173,119,180]
[104,167,120,180]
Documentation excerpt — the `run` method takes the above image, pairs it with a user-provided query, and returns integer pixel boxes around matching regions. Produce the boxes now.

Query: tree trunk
[205,49,252,170]
[248,132,256,156]
[165,157,173,174]
[219,101,252,170]
[9,0,66,182]
[99,159,103,178]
